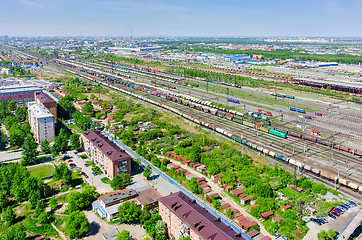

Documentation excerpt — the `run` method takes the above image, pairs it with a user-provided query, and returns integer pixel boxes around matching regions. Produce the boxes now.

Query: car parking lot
[303,202,360,239]
[66,151,112,194]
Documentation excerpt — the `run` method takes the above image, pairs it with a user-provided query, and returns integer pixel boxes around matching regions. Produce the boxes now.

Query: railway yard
[1,45,361,239]
[43,56,362,199]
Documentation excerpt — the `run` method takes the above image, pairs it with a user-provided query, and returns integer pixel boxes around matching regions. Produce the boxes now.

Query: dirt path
[51,222,67,240]
[166,157,272,237]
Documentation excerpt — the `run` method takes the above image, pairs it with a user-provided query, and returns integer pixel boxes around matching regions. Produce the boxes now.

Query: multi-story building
[35,91,58,123]
[159,191,248,240]
[28,104,55,143]
[0,85,42,105]
[80,130,131,179]
[92,189,139,221]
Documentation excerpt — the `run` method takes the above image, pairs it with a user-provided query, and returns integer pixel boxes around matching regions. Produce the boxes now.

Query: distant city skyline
[1,0,362,37]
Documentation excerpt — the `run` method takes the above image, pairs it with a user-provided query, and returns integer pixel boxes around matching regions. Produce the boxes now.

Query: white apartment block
[28,104,55,143]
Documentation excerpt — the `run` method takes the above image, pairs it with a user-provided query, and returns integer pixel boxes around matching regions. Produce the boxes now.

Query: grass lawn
[27,164,55,179]
[279,187,302,200]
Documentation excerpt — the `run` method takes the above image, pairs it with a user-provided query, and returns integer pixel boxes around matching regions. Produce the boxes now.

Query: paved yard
[67,151,113,194]
[84,211,148,240]
[303,206,360,240]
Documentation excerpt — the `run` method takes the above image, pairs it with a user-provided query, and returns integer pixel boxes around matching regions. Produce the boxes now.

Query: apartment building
[28,104,55,143]
[35,91,58,123]
[159,191,248,240]
[80,130,131,179]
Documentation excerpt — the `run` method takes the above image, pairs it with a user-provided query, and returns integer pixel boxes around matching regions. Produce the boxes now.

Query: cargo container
[228,98,240,103]
[269,129,287,138]
[347,182,358,190]
[242,121,255,128]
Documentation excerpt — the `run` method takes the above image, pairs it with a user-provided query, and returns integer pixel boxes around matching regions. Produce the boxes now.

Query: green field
[27,164,55,179]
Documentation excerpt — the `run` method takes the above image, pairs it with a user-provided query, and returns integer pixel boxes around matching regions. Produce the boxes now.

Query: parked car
[84,174,89,178]
[332,210,341,216]
[281,236,289,240]
[81,172,85,175]
[311,218,322,225]
[273,233,281,239]
[320,217,328,224]
[69,163,77,169]
[92,172,97,176]
[84,163,89,167]
[334,208,344,213]
[67,159,73,163]
[328,213,336,219]
[349,201,356,207]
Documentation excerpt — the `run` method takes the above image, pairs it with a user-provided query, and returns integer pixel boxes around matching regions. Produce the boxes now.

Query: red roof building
[261,211,274,221]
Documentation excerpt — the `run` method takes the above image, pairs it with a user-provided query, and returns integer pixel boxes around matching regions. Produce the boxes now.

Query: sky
[1,0,362,37]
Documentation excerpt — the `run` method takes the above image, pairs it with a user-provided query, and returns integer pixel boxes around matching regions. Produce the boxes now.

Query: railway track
[11,49,362,198]
[50,64,362,199]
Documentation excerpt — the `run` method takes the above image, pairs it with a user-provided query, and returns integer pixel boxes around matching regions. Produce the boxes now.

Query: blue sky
[1,0,361,37]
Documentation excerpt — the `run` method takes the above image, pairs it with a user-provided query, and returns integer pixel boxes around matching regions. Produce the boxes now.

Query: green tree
[49,197,58,210]
[40,140,51,154]
[189,177,202,194]
[37,211,48,224]
[70,134,81,150]
[115,230,131,240]
[54,163,72,184]
[34,201,45,217]
[189,145,201,163]
[328,229,337,239]
[21,135,38,166]
[0,224,26,240]
[143,165,152,179]
[4,115,17,130]
[155,220,167,240]
[318,230,329,240]
[15,106,27,122]
[0,191,9,210]
[0,132,8,150]
[82,101,95,117]
[140,204,151,226]
[29,190,41,209]
[117,201,141,223]
[110,173,132,190]
[2,206,15,226]
[65,211,89,239]
[8,125,25,147]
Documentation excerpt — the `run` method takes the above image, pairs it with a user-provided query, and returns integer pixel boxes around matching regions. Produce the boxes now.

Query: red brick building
[80,130,131,179]
[159,191,248,240]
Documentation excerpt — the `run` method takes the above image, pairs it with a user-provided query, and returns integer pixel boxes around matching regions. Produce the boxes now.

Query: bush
[80,154,89,159]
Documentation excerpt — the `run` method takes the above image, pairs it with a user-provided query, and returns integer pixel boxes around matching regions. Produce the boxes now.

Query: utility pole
[207,80,209,93]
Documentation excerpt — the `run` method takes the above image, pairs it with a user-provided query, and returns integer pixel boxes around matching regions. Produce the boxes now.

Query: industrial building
[28,104,55,143]
[80,130,131,179]
[0,85,42,105]
[159,191,248,240]
[35,91,58,123]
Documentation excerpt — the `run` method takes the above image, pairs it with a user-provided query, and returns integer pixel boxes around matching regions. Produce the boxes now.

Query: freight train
[56,59,362,158]
[95,79,362,194]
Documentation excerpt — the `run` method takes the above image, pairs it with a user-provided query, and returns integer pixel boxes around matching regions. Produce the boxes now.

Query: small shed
[246,229,259,238]
[261,211,274,221]
[240,196,251,205]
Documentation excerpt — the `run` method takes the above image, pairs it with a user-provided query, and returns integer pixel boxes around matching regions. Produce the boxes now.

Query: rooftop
[81,130,131,161]
[98,189,138,206]
[35,91,56,104]
[159,191,248,240]
[0,85,43,95]
[28,104,54,119]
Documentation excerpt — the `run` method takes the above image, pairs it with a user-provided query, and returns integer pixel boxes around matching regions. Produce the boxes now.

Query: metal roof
[81,130,131,161]
[159,191,248,240]
[293,77,362,89]
[28,104,54,119]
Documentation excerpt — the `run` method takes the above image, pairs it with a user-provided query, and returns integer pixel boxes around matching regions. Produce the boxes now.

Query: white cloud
[20,0,46,9]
